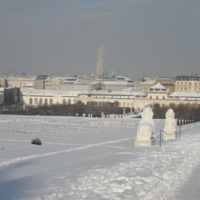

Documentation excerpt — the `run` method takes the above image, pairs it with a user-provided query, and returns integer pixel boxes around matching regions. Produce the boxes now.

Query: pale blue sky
[1,0,200,78]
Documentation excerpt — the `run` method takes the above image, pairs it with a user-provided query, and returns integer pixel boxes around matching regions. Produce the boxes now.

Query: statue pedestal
[163,132,178,141]
[134,139,156,147]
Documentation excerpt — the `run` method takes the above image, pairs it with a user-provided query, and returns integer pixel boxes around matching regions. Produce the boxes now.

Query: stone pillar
[163,108,177,141]
[135,107,156,147]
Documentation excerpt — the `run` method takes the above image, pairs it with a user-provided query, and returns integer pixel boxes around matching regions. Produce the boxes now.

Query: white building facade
[21,84,200,109]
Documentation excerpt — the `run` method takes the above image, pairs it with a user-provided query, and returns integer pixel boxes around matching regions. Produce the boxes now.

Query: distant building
[0,87,4,104]
[90,81,128,91]
[21,85,200,110]
[4,88,20,104]
[61,83,91,91]
[34,74,51,89]
[147,83,169,100]
[0,78,6,88]
[155,77,175,93]
[44,77,61,90]
[6,76,36,88]
[60,77,87,91]
[138,81,155,93]
[175,75,200,92]
[21,89,80,106]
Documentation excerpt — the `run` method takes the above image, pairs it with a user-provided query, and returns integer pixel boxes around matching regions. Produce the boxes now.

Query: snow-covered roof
[122,87,137,92]
[115,75,131,81]
[24,83,34,87]
[89,90,146,96]
[139,81,155,85]
[21,89,89,97]
[90,81,127,86]
[169,92,200,98]
[150,83,166,90]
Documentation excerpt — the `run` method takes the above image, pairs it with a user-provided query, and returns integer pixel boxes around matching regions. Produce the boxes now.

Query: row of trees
[2,101,200,120]
[1,101,133,117]
[152,103,200,119]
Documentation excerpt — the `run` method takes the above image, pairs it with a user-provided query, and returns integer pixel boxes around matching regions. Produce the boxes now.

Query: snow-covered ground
[0,115,200,200]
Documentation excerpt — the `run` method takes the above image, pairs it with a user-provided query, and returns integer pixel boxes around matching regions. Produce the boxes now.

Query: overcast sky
[0,0,200,78]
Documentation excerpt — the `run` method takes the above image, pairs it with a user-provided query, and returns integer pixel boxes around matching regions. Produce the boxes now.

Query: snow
[24,83,34,87]
[0,87,4,92]
[170,92,200,98]
[0,115,200,199]
[150,83,166,90]
[90,81,128,86]
[90,90,146,96]
[21,89,88,97]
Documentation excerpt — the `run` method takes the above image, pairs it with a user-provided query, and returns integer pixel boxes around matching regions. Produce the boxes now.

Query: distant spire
[96,46,104,77]
[142,73,145,82]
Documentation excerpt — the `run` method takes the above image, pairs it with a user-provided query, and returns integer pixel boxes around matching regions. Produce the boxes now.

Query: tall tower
[91,71,94,77]
[96,46,104,77]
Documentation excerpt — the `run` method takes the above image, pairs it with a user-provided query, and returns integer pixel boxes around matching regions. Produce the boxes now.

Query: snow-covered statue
[163,108,177,140]
[82,113,86,117]
[76,113,78,117]
[101,112,105,118]
[91,113,93,118]
[135,107,156,147]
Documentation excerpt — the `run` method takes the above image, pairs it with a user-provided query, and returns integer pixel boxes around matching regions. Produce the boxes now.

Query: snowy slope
[0,115,200,200]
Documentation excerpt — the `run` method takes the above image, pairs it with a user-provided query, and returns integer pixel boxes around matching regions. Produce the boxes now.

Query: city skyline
[1,0,200,78]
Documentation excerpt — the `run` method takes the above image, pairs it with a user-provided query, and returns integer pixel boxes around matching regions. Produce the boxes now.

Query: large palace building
[21,83,200,110]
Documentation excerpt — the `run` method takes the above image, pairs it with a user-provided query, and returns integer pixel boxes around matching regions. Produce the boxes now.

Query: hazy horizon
[1,0,200,78]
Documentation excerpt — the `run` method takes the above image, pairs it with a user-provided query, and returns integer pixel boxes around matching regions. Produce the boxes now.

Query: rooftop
[150,83,166,90]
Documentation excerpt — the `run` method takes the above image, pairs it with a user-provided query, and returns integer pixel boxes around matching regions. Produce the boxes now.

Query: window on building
[44,98,48,105]
[63,99,67,105]
[163,96,165,99]
[150,96,152,99]
[68,99,71,105]
[34,98,38,105]
[29,98,33,105]
[50,99,53,105]
[39,98,43,105]
[156,96,158,99]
